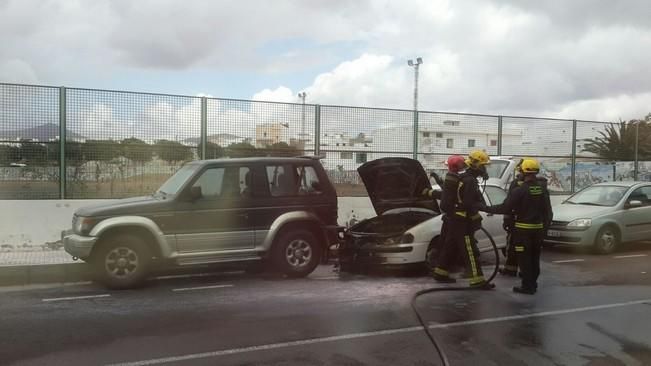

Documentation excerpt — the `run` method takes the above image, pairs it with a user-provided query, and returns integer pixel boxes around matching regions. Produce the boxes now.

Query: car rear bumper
[62,230,97,259]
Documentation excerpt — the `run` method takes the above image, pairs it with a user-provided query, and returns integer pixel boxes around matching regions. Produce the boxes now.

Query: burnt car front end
[337,158,441,272]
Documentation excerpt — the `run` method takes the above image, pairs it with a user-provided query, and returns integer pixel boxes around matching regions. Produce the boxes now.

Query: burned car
[338,158,508,272]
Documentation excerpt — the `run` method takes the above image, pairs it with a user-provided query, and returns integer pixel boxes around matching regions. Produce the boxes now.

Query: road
[1,243,650,366]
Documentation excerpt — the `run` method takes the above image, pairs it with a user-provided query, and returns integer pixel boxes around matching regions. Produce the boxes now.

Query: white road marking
[312,276,340,280]
[106,298,651,366]
[155,272,239,280]
[42,294,111,302]
[171,284,234,292]
[429,298,651,329]
[552,259,585,264]
[613,254,648,259]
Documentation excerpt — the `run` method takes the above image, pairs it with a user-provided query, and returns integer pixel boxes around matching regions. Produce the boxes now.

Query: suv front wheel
[93,234,152,289]
[273,229,321,277]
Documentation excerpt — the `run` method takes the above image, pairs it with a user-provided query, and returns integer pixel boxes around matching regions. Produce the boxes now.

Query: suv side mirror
[189,186,202,201]
[626,200,643,208]
[311,181,323,192]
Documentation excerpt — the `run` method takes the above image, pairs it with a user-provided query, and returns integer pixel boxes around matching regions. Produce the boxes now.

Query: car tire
[93,234,152,289]
[593,225,620,255]
[273,229,321,278]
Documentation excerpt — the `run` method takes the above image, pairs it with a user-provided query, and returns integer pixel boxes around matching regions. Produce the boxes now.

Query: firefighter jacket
[484,178,553,230]
[439,172,462,216]
[451,171,486,230]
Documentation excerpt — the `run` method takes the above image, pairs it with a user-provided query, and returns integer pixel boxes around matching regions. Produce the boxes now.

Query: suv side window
[628,186,651,206]
[266,164,298,197]
[192,168,224,199]
[192,166,251,200]
[296,165,322,195]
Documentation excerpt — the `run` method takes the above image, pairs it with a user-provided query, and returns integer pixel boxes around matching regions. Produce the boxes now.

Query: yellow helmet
[465,150,490,168]
[520,158,540,174]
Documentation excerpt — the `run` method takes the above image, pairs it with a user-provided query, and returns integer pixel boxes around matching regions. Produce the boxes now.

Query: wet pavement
[1,243,650,366]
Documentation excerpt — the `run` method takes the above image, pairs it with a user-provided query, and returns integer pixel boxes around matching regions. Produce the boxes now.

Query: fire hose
[410,226,500,366]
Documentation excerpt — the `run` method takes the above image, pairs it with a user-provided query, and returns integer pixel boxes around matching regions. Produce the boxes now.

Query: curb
[0,263,93,287]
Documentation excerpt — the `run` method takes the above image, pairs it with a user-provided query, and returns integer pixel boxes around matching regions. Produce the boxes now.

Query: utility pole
[407,57,423,159]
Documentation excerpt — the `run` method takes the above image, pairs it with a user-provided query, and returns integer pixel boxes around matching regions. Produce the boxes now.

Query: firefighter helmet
[465,150,490,168]
[520,158,540,174]
[446,155,466,172]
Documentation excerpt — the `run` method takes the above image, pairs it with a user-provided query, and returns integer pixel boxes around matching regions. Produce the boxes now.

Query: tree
[226,142,259,158]
[120,138,152,164]
[120,138,153,194]
[154,140,193,164]
[582,117,651,161]
[197,141,225,159]
[82,140,120,194]
[264,142,301,157]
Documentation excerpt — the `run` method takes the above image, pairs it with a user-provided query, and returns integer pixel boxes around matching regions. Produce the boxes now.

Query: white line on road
[312,276,340,280]
[171,284,234,292]
[613,254,648,259]
[552,259,585,264]
[106,298,651,366]
[42,294,111,302]
[428,299,651,329]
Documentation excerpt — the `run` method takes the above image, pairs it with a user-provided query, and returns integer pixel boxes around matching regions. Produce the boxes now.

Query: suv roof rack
[299,153,326,160]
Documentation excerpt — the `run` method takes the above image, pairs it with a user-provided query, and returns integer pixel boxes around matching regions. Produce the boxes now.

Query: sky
[1,0,651,123]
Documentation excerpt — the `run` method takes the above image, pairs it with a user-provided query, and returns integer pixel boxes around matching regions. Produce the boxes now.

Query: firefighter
[501,159,550,278]
[481,158,553,294]
[425,155,466,279]
[433,151,493,289]
[499,159,524,277]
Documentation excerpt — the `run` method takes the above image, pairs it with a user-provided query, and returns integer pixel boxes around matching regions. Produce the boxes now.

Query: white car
[338,158,508,271]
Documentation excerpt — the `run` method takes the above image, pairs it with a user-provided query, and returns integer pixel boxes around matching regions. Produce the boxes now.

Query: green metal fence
[0,82,645,199]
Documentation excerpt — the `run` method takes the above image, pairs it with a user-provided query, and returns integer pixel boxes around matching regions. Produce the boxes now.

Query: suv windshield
[565,185,628,206]
[157,164,199,195]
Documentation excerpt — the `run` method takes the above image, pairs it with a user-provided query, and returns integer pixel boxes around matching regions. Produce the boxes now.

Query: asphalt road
[1,243,650,366]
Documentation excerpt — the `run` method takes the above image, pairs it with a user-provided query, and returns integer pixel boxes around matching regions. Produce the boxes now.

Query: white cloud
[2,0,651,124]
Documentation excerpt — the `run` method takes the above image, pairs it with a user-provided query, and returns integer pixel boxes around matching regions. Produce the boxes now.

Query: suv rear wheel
[93,234,152,289]
[273,229,321,277]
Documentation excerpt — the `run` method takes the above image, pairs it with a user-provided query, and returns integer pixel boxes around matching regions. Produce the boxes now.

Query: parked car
[62,157,341,289]
[338,157,508,272]
[545,181,651,254]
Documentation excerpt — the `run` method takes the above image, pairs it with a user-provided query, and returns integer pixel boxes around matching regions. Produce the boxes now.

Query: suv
[63,157,340,289]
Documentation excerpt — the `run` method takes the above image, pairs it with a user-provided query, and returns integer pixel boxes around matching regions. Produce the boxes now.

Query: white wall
[0,195,568,248]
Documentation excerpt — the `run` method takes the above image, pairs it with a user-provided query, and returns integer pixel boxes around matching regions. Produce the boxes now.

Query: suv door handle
[238,213,249,219]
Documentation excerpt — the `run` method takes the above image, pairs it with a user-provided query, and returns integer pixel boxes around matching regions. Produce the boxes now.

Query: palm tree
[582,117,651,160]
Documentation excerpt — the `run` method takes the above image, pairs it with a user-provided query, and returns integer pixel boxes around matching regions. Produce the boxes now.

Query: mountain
[0,123,85,142]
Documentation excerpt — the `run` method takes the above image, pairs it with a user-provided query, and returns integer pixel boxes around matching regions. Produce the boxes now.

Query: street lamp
[633,120,640,181]
[298,92,307,141]
[407,57,423,159]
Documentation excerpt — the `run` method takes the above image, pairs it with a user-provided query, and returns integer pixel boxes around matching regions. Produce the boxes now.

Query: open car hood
[357,158,437,215]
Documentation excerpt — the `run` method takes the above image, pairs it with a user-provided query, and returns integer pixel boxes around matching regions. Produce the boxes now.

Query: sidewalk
[0,249,74,266]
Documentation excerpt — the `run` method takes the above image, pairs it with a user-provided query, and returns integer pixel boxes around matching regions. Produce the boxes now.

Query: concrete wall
[0,195,568,248]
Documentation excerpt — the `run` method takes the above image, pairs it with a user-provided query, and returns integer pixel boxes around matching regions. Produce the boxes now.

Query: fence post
[497,115,503,156]
[59,86,67,199]
[571,119,577,193]
[200,97,207,159]
[413,111,419,160]
[314,104,321,156]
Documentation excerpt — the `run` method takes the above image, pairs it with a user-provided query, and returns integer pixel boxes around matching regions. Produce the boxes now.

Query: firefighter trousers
[434,218,485,285]
[503,231,518,273]
[513,228,544,290]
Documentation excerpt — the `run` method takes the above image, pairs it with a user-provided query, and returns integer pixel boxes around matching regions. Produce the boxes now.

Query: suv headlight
[567,218,592,229]
[73,216,97,235]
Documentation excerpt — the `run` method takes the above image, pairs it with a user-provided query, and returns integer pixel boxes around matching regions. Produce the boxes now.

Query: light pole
[298,92,307,142]
[408,57,423,159]
[634,120,640,181]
